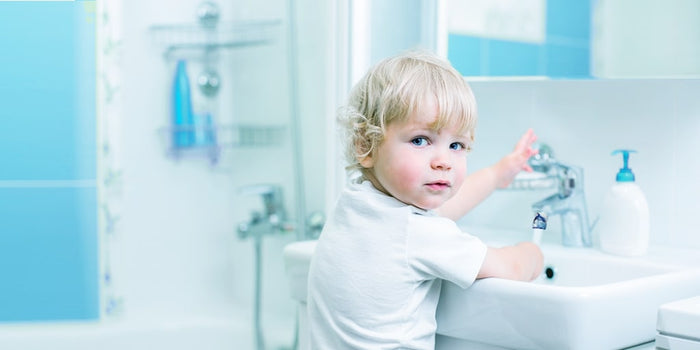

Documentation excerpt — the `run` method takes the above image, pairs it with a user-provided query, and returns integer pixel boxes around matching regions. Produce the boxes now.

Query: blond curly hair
[338,51,478,180]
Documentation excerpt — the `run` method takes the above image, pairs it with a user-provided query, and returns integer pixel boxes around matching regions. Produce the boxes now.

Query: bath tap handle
[238,184,286,219]
[238,184,279,197]
[306,211,326,238]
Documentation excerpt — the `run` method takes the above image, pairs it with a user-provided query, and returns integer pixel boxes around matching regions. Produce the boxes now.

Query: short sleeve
[406,214,487,288]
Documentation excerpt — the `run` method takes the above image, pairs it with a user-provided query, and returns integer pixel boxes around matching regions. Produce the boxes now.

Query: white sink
[284,239,317,303]
[283,234,700,350]
[436,242,700,350]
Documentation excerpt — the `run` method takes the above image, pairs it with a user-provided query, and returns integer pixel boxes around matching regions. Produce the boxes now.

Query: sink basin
[284,239,317,303]
[283,232,700,350]
[436,242,700,350]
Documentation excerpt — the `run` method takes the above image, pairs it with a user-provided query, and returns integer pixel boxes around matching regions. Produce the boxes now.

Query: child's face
[360,98,469,210]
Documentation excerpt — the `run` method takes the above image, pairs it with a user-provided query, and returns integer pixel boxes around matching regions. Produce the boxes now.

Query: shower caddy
[149,1,285,164]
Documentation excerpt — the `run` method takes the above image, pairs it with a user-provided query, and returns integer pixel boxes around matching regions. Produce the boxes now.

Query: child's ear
[359,154,374,168]
[355,139,374,168]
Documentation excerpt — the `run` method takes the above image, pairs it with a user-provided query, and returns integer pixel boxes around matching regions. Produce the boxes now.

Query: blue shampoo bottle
[172,60,195,147]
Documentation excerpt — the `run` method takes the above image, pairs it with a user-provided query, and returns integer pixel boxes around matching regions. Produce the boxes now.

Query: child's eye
[450,142,466,151]
[411,137,428,146]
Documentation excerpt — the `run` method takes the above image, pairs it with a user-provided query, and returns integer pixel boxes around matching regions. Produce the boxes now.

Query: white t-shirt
[307,181,487,350]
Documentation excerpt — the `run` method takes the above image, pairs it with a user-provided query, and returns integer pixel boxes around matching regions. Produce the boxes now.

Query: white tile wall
[114,1,331,343]
[460,79,700,249]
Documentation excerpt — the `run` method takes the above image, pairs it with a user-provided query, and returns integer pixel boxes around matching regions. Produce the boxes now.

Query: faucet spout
[529,159,592,247]
[532,193,567,215]
[532,212,547,230]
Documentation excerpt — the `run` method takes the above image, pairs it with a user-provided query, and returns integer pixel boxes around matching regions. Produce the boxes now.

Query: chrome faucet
[529,145,592,247]
[236,184,294,350]
[237,184,294,239]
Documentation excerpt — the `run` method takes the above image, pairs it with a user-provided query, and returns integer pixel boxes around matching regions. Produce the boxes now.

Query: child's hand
[515,241,545,281]
[476,242,544,281]
[494,129,538,188]
[478,241,544,281]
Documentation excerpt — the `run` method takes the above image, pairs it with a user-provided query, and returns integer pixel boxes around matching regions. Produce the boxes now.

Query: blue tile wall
[488,40,542,76]
[0,2,98,321]
[545,44,591,78]
[0,187,98,321]
[546,0,591,40]
[448,1,592,78]
[448,35,483,76]
[0,2,96,181]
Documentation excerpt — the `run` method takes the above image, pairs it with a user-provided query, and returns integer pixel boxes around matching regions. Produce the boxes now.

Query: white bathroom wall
[592,0,700,78]
[113,0,331,344]
[458,78,700,249]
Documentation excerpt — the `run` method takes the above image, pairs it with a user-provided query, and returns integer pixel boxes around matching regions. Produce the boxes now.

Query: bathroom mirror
[446,0,700,79]
[348,0,700,80]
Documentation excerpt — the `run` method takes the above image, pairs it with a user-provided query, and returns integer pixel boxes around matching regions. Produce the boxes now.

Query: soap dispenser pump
[597,150,650,256]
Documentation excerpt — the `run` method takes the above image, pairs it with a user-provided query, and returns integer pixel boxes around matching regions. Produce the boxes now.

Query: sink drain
[544,266,556,280]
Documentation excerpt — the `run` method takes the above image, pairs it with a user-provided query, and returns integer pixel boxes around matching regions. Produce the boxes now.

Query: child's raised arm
[477,242,544,281]
[438,129,538,221]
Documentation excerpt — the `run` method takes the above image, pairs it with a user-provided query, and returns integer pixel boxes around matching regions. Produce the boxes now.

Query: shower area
[0,0,334,349]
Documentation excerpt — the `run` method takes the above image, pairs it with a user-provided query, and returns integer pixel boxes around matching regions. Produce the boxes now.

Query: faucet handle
[238,184,280,196]
[238,184,285,219]
[529,143,557,173]
[306,211,326,239]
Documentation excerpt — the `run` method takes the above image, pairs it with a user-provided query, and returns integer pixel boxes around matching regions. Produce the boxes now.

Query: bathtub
[0,316,250,350]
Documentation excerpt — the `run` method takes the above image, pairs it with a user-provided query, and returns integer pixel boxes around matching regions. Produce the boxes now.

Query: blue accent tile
[448,1,592,78]
[546,44,591,78]
[447,34,484,76]
[0,2,96,181]
[0,2,97,323]
[488,39,541,76]
[546,0,591,41]
[0,187,98,322]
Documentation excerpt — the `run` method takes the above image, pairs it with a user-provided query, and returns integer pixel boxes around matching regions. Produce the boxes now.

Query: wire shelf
[150,19,282,58]
[159,123,287,164]
[505,173,558,190]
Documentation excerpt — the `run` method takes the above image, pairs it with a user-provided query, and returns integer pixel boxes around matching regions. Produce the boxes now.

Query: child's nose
[431,151,451,170]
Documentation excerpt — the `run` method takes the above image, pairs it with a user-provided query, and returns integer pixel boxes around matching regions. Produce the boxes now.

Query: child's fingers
[515,128,536,151]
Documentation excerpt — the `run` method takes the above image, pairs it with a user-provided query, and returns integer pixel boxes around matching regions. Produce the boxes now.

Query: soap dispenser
[597,150,650,256]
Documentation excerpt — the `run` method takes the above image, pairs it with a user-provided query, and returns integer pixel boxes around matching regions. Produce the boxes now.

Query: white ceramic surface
[437,243,700,350]
[282,230,700,350]
[283,239,317,303]
[656,295,700,341]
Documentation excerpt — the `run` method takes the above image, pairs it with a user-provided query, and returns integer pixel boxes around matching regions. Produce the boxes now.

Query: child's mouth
[426,181,450,191]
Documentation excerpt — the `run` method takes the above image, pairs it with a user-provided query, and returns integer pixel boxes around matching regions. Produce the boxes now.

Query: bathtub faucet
[529,145,592,247]
[237,184,294,239]
[236,183,295,350]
